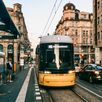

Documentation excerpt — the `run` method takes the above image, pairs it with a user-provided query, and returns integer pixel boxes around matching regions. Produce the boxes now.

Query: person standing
[6,59,13,82]
[0,56,6,84]
[20,58,24,71]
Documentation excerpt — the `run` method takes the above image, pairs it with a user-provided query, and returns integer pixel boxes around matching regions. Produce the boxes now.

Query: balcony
[78,43,93,47]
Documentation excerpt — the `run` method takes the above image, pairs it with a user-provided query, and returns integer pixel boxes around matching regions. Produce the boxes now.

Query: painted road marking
[36,96,42,100]
[34,68,42,102]
[35,92,40,95]
[15,67,32,102]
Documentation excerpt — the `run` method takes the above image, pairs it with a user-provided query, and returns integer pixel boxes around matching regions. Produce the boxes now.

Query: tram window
[46,50,54,63]
[60,50,73,68]
[39,43,74,69]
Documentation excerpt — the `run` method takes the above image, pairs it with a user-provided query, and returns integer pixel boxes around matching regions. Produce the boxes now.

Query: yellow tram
[36,35,76,87]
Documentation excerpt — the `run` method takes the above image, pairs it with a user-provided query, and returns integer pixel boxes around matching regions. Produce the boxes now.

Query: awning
[0,0,20,39]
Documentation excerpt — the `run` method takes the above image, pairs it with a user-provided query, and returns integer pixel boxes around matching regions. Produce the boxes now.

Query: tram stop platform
[0,65,30,102]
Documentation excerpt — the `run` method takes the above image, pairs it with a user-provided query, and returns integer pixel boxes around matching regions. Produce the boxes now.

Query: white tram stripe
[36,96,42,100]
[16,67,32,102]
[35,92,40,95]
[34,67,42,101]
[35,88,40,91]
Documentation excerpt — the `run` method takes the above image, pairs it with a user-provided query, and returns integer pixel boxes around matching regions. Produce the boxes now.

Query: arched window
[7,44,14,53]
[0,44,3,52]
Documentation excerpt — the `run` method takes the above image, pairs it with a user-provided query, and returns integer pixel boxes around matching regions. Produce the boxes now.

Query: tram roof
[40,35,73,44]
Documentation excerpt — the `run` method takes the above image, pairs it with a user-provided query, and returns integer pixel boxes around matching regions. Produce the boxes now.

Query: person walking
[6,59,13,82]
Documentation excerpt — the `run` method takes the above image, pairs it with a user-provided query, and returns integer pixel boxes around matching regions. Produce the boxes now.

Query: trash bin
[14,63,16,72]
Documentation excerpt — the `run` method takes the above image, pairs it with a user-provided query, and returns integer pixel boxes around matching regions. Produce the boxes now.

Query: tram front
[38,35,76,87]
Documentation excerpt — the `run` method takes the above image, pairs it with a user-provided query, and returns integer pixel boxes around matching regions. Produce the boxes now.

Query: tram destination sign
[48,45,68,49]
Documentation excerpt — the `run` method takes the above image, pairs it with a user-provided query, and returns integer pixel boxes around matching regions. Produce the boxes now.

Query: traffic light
[80,54,84,59]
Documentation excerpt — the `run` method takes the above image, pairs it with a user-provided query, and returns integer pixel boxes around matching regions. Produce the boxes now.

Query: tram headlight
[68,70,75,74]
[44,71,51,74]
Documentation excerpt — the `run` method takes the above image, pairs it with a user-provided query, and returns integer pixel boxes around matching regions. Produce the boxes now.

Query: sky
[4,0,93,54]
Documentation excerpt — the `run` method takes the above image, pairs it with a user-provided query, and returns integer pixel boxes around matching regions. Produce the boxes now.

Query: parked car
[79,64,102,83]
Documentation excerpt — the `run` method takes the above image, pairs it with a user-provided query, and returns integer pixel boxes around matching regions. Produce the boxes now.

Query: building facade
[55,2,95,63]
[0,3,30,70]
[93,0,102,64]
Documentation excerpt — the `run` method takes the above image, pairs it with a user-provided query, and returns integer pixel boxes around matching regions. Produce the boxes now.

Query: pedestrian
[0,57,6,84]
[0,64,5,84]
[75,63,80,76]
[6,59,13,82]
[20,58,24,71]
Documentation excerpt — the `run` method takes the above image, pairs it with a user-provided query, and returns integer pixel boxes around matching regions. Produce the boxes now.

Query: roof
[7,7,13,12]
[0,0,20,39]
[64,2,75,10]
[40,35,73,44]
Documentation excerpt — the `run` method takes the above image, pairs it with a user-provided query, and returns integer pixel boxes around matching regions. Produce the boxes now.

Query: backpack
[7,62,12,70]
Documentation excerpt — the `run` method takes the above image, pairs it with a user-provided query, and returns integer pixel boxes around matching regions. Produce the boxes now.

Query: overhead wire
[42,0,58,35]
[45,0,63,35]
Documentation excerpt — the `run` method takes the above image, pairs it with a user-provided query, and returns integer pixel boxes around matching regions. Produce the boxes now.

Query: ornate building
[55,2,95,63]
[93,0,102,64]
[0,3,30,70]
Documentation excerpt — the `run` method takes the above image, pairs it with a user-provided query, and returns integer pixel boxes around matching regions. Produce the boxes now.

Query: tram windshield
[39,43,74,70]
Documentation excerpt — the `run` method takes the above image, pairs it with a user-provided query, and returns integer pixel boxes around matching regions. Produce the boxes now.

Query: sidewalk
[0,65,29,102]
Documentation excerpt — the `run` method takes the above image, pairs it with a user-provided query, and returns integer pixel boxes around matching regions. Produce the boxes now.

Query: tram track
[73,84,102,102]
[35,69,102,102]
[71,88,88,102]
[40,83,102,102]
[40,87,87,102]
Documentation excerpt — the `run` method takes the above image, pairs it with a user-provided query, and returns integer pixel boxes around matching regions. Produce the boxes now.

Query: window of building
[0,44,3,52]
[90,30,92,36]
[97,1,100,9]
[75,30,78,36]
[65,6,68,10]
[97,32,100,40]
[101,31,102,39]
[97,17,100,24]
[18,26,21,30]
[86,38,88,44]
[101,15,102,23]
[101,2,102,8]
[82,30,85,36]
[90,39,92,44]
[86,30,88,37]
[82,38,85,44]
[83,14,87,19]
[71,6,73,10]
